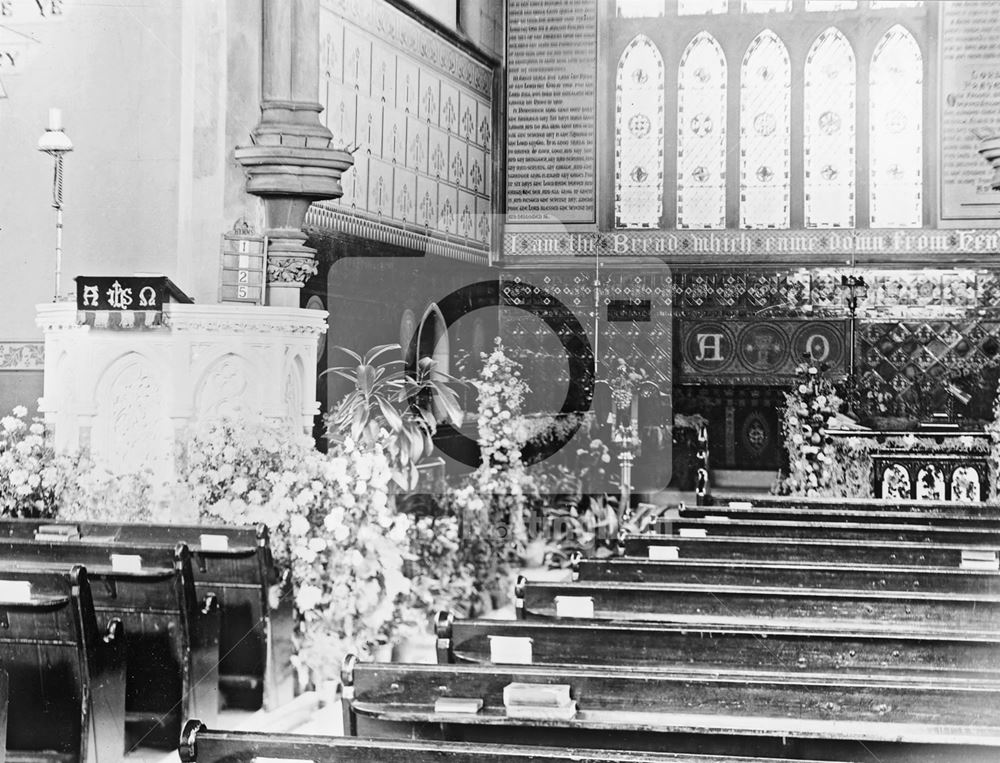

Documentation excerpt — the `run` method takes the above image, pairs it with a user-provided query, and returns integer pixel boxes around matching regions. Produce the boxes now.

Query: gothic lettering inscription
[506,0,597,223]
[940,1,1000,220]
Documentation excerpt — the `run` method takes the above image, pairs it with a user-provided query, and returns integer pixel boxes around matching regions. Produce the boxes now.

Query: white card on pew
[489,635,533,664]
[704,515,731,522]
[434,697,483,714]
[679,528,707,538]
[728,501,753,509]
[648,545,679,560]
[961,549,999,571]
[0,580,31,602]
[554,595,594,618]
[110,554,142,573]
[199,533,230,551]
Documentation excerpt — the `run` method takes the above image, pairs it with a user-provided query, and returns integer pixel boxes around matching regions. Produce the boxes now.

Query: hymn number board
[219,232,266,304]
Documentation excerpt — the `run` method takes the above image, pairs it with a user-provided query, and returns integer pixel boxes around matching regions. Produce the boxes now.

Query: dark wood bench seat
[681,504,1000,529]
[0,518,292,711]
[516,578,1000,629]
[437,613,1000,675]
[344,660,1000,762]
[178,722,850,763]
[622,534,1000,567]
[0,565,126,763]
[0,539,219,751]
[575,557,1000,593]
[698,493,1000,517]
[668,518,1000,545]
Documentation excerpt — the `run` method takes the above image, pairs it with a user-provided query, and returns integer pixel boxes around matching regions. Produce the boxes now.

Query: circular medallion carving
[756,165,775,182]
[691,166,709,183]
[754,112,776,136]
[818,110,841,135]
[628,113,652,137]
[737,323,789,373]
[791,322,844,369]
[691,114,713,136]
[684,322,735,374]
[630,166,649,183]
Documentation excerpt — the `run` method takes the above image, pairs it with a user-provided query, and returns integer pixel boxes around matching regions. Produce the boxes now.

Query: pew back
[0,517,290,711]
[0,565,126,763]
[438,613,1000,675]
[0,538,219,750]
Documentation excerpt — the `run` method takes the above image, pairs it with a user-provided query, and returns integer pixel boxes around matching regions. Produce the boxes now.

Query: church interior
[1,0,1000,760]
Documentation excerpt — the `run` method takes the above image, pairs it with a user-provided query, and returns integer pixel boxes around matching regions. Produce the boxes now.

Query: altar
[825,426,992,503]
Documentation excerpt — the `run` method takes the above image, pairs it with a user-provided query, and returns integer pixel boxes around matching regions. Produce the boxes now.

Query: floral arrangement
[180,418,319,569]
[290,432,412,682]
[774,360,844,497]
[0,406,66,518]
[57,461,154,523]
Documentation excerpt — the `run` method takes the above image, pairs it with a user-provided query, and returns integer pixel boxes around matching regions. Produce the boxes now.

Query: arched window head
[740,29,791,229]
[615,35,665,228]
[677,32,727,229]
[804,27,856,228]
[870,25,922,228]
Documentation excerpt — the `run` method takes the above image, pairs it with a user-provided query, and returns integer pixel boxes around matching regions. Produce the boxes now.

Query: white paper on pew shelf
[728,501,753,509]
[648,545,679,560]
[960,549,1000,571]
[199,533,230,551]
[554,595,594,619]
[503,682,571,707]
[434,697,483,714]
[704,515,731,522]
[679,528,708,538]
[110,554,143,573]
[489,635,533,664]
[0,580,31,603]
[505,701,577,720]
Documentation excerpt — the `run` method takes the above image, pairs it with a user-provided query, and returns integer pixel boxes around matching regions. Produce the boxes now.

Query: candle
[48,108,62,131]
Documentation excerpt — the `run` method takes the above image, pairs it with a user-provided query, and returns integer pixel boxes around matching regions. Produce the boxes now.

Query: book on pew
[961,549,1000,571]
[434,697,483,714]
[34,524,80,542]
[503,682,571,707]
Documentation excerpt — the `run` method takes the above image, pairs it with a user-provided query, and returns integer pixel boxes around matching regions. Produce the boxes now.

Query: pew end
[340,653,358,737]
[435,610,455,664]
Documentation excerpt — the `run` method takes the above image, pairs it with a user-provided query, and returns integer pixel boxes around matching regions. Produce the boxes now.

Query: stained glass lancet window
[677,32,727,229]
[617,0,665,17]
[615,35,665,228]
[742,0,792,12]
[804,27,855,228]
[678,0,728,14]
[740,30,790,229]
[869,25,922,228]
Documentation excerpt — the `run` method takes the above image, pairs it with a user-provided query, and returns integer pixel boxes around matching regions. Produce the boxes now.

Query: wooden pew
[698,492,999,517]
[667,517,1000,546]
[0,565,126,763]
[177,721,849,763]
[681,502,1000,529]
[514,577,1000,629]
[343,659,1000,762]
[435,611,1000,675]
[0,538,219,750]
[0,668,7,763]
[178,721,855,763]
[575,557,1000,594]
[0,517,292,711]
[621,533,1000,567]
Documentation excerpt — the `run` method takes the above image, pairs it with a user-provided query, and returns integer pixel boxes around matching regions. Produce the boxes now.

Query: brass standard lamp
[37,108,73,301]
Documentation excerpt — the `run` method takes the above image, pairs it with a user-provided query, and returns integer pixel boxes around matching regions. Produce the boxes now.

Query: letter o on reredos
[806,333,831,362]
[405,280,595,468]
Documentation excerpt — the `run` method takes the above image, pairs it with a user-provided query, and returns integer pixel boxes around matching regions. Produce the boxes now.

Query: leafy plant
[321,344,463,489]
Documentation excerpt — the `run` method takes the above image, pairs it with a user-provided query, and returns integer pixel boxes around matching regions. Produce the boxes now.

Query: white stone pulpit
[36,302,327,488]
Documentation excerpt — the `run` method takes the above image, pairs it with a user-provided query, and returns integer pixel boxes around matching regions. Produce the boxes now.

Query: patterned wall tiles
[385,107,408,164]
[317,0,493,252]
[440,81,460,134]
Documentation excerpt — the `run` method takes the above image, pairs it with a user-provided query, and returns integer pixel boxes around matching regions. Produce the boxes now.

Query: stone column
[235,0,352,308]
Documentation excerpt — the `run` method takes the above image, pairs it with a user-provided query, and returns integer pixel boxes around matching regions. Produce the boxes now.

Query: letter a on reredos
[696,333,725,362]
